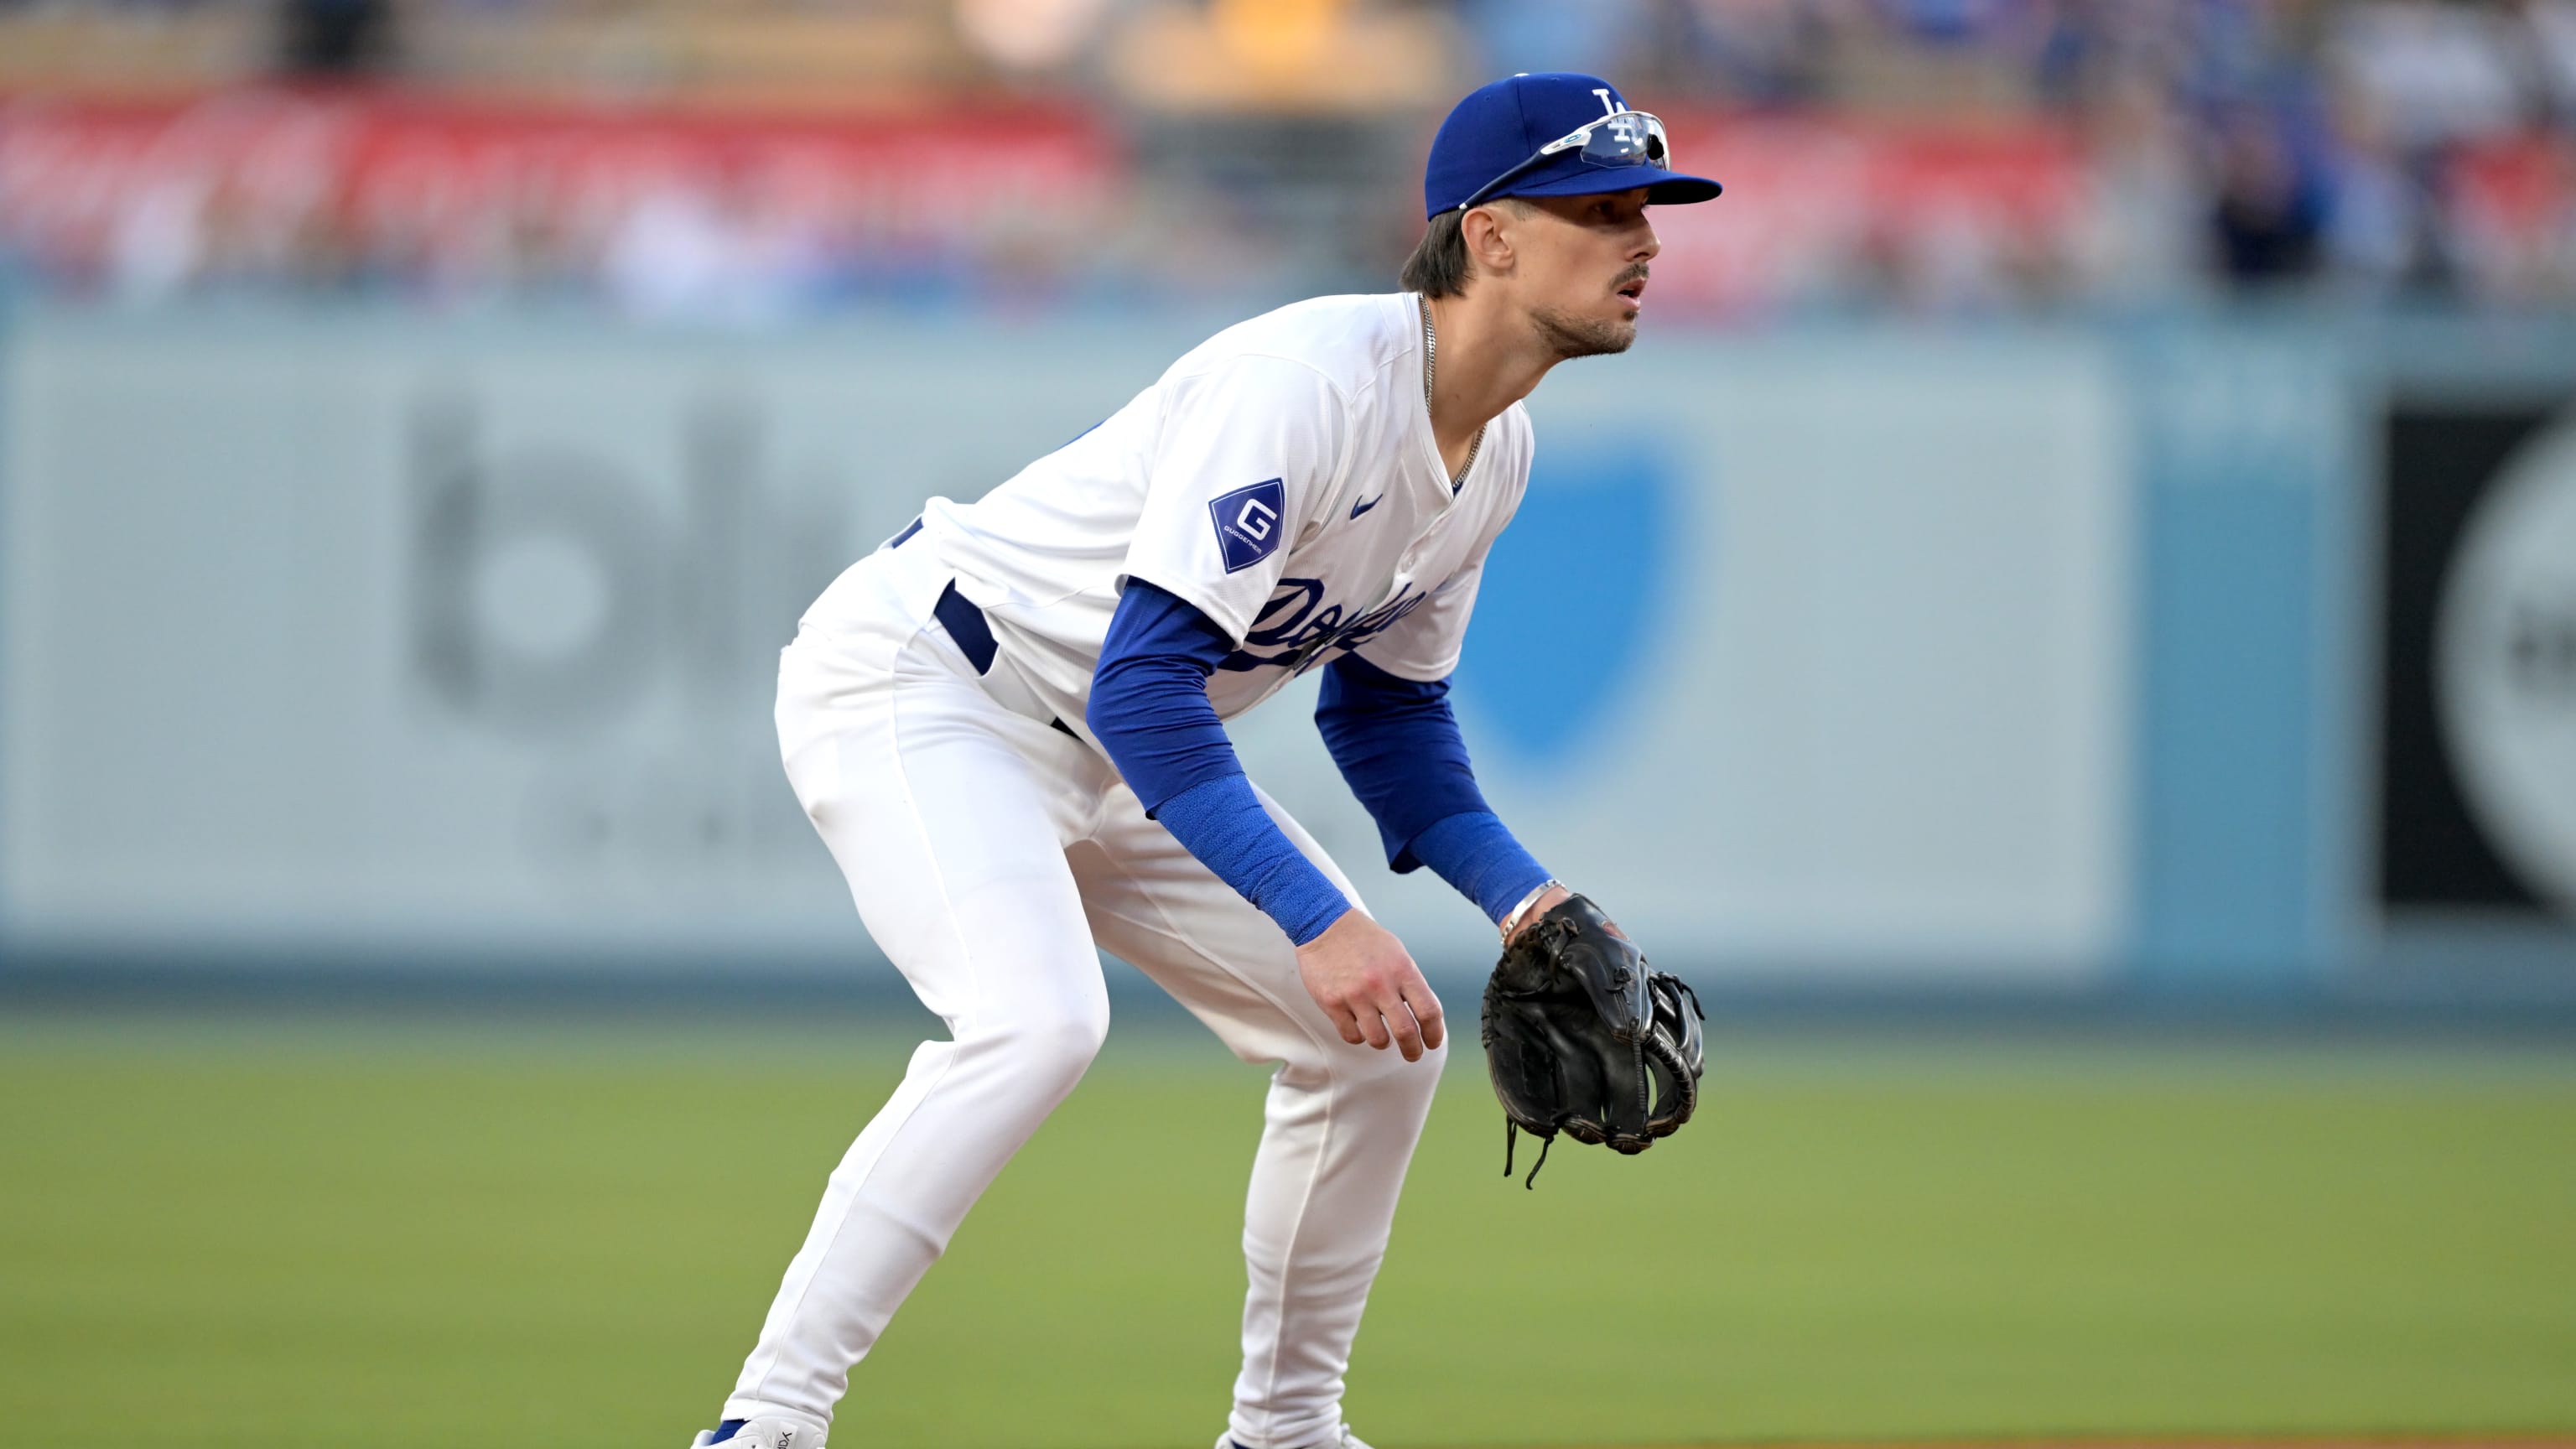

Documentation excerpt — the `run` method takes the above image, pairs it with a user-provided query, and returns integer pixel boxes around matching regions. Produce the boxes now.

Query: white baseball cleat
[1218,1428,1374,1449]
[688,1418,825,1449]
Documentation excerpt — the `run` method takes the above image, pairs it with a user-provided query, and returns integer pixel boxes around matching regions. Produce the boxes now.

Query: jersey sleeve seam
[1117,564,1258,647]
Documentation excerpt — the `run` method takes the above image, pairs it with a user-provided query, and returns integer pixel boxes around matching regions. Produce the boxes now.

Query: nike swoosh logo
[1348,493,1384,519]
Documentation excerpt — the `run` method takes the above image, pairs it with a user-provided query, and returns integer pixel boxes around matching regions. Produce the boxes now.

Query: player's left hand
[1479,891,1703,1187]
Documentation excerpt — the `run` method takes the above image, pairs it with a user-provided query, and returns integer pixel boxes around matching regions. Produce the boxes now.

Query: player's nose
[1632,218,1659,263]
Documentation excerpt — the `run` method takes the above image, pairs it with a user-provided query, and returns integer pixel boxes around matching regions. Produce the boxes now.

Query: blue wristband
[1406,809,1553,926]
[1150,774,1353,946]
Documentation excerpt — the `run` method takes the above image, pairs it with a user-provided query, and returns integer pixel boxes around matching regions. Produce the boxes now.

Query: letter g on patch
[1208,479,1288,573]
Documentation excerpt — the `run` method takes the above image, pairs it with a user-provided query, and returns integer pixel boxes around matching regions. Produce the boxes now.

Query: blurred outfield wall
[0,302,2568,999]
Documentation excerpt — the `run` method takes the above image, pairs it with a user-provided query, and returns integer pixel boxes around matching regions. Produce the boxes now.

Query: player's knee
[979,998,1110,1095]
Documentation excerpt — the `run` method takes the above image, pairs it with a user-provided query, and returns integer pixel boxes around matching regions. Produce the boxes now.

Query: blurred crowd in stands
[6,0,2576,316]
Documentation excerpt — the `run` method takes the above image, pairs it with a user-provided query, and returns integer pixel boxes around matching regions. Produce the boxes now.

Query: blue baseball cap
[1424,73,1722,219]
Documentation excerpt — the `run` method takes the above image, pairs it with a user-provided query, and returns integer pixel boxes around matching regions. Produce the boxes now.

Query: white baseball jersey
[803,292,1534,730]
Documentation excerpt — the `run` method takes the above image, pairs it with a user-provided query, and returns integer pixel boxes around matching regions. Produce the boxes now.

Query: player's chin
[1584,308,1641,356]
[1533,302,1638,360]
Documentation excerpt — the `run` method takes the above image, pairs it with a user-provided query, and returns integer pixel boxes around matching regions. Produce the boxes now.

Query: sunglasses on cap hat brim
[1453,109,1680,213]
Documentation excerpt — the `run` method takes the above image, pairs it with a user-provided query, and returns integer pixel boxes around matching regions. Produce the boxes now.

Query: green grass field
[3,1010,2573,1449]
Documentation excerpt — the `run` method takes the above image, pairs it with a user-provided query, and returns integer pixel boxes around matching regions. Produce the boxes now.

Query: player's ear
[1460,202,1516,279]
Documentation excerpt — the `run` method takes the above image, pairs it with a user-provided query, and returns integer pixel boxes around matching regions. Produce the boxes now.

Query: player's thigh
[778,631,1100,1034]
[1067,779,1379,1071]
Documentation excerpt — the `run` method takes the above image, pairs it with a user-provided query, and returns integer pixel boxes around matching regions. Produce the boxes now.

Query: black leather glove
[1478,892,1705,1187]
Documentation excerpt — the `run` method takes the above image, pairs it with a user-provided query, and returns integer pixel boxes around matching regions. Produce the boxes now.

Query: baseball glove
[1478,892,1705,1187]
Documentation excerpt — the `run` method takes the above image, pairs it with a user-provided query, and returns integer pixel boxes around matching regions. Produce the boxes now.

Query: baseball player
[693,73,1720,1449]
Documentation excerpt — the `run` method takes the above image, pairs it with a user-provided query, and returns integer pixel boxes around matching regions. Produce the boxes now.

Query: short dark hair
[1400,208,1471,298]
[1398,199,1532,298]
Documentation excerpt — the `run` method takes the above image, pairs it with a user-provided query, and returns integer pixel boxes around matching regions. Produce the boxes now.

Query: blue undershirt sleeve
[1315,652,1553,925]
[1087,579,1245,813]
[1087,581,1352,946]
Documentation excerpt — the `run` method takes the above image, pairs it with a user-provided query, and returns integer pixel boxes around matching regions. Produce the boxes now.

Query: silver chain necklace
[1420,293,1484,488]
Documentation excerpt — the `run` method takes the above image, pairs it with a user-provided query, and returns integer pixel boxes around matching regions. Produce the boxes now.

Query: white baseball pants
[724,539,1445,1449]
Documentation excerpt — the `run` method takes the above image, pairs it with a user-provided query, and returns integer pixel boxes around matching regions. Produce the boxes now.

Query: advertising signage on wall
[0,310,2131,980]
[2379,402,2576,932]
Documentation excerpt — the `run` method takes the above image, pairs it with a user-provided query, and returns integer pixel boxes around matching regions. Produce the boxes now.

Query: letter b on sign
[1209,478,1289,573]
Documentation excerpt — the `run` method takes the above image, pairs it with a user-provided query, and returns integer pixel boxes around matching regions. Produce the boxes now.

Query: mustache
[1613,263,1650,290]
